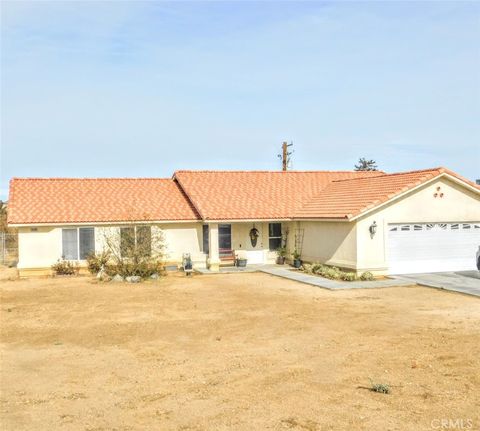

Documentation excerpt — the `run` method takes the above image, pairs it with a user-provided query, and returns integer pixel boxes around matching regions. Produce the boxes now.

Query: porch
[202,221,290,271]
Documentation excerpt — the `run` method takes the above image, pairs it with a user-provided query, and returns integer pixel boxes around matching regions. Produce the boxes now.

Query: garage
[387,222,480,274]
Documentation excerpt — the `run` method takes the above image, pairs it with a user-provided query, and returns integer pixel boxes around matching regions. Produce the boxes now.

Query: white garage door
[387,222,480,274]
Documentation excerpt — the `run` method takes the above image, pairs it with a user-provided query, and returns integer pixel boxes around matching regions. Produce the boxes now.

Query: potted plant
[292,249,302,268]
[276,246,287,265]
[236,250,248,268]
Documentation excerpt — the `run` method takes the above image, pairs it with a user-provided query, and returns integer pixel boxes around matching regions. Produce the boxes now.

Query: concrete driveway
[396,271,480,297]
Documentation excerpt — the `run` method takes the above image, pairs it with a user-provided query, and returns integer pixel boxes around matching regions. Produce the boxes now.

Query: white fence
[0,232,18,266]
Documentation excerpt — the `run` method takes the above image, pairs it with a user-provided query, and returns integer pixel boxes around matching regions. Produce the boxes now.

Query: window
[79,228,95,259]
[202,225,209,254]
[451,224,459,230]
[401,225,410,231]
[120,227,135,257]
[413,225,423,231]
[218,224,232,254]
[462,223,471,230]
[62,229,78,260]
[269,223,282,251]
[62,227,95,260]
[120,226,151,257]
[137,226,152,257]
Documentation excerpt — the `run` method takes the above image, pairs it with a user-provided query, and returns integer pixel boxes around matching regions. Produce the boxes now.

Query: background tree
[0,201,8,233]
[354,158,378,171]
[0,201,18,266]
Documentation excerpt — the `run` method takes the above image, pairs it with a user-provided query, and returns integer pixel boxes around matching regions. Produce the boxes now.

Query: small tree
[354,158,378,171]
[99,223,166,278]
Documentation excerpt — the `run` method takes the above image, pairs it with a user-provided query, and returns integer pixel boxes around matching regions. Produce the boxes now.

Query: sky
[1,1,479,200]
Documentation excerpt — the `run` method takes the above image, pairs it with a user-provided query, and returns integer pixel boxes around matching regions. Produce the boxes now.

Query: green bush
[340,272,357,281]
[302,263,313,274]
[104,260,164,278]
[325,267,342,280]
[86,251,111,274]
[52,259,79,276]
[360,271,374,281]
[370,381,390,394]
[302,262,362,281]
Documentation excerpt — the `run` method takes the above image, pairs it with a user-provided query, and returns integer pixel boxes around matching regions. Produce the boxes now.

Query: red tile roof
[8,178,200,224]
[173,170,382,220]
[8,168,478,225]
[295,167,480,220]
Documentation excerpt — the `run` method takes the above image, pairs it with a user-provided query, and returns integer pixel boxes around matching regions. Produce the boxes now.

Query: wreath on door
[249,227,260,248]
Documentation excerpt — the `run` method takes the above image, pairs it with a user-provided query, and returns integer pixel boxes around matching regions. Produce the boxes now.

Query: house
[7,167,480,277]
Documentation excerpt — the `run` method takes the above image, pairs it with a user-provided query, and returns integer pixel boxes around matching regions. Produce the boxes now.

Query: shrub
[360,271,374,281]
[86,251,111,274]
[370,381,390,394]
[340,272,357,281]
[52,259,79,276]
[311,263,324,274]
[324,267,341,280]
[99,223,167,281]
[302,263,313,274]
[104,260,164,278]
[302,262,362,281]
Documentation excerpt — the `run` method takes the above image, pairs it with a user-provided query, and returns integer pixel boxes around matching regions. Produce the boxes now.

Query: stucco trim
[9,219,200,228]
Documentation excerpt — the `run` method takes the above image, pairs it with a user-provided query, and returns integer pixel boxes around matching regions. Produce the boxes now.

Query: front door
[218,224,232,256]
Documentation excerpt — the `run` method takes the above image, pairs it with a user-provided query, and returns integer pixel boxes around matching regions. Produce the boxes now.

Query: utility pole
[278,141,293,171]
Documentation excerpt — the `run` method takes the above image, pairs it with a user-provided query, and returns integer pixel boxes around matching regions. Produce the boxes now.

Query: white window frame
[268,223,282,251]
[62,227,95,261]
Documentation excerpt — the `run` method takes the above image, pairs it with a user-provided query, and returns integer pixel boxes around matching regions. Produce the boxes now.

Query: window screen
[218,224,232,253]
[268,223,282,251]
[79,228,95,259]
[62,229,78,260]
[136,226,151,257]
[202,225,209,254]
[120,227,135,257]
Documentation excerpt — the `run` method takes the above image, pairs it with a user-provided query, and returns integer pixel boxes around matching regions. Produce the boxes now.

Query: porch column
[207,223,220,271]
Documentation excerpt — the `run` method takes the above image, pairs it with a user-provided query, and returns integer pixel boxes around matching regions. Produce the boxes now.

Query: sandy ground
[1,271,479,431]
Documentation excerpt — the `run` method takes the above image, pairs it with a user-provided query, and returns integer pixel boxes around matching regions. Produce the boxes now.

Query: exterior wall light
[369,221,377,238]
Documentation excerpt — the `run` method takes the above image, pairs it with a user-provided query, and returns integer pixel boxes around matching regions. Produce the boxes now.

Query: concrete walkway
[195,264,265,274]
[195,264,480,297]
[258,265,413,290]
[393,272,480,298]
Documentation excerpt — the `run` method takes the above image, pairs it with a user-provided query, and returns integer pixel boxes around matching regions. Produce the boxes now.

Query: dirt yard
[1,271,479,431]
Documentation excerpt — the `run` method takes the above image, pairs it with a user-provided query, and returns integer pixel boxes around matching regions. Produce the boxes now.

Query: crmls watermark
[431,419,474,429]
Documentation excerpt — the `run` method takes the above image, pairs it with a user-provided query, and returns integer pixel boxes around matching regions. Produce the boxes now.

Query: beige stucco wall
[158,223,204,264]
[17,221,288,272]
[17,222,205,271]
[298,221,357,269]
[356,177,480,273]
[17,226,62,269]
